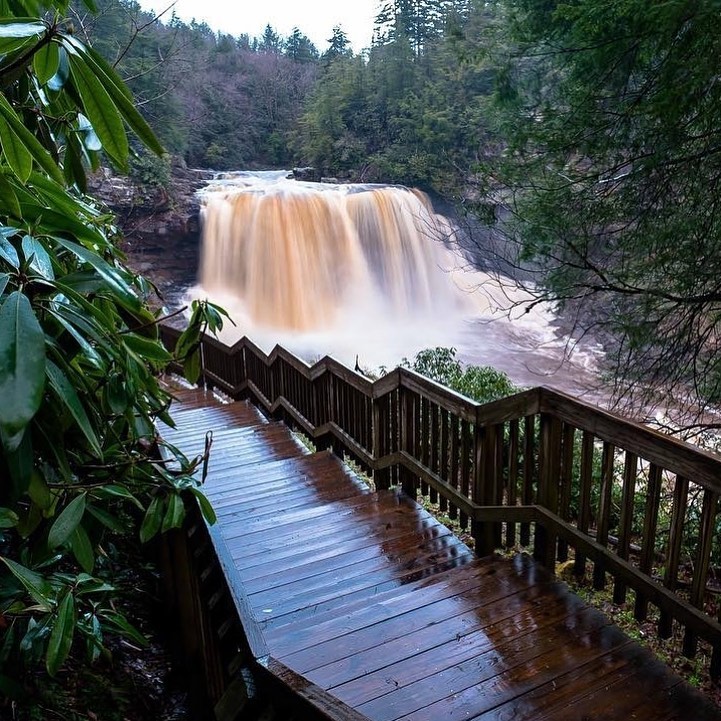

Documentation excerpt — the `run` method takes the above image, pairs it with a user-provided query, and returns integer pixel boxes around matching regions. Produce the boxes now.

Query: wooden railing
[161,325,721,679]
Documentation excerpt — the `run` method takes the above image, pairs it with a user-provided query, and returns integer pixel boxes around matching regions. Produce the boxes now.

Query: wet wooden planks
[161,384,721,721]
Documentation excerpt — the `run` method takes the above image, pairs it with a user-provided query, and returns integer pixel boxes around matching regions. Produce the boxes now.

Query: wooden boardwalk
[162,385,721,721]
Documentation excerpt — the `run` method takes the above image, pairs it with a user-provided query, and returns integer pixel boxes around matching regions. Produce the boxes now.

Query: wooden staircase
[158,382,721,721]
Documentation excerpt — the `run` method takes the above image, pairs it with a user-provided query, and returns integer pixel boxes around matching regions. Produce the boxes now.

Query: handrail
[160,324,721,679]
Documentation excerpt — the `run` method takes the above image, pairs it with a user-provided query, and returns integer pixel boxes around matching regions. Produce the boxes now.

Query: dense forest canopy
[75,0,495,191]
[493,0,721,417]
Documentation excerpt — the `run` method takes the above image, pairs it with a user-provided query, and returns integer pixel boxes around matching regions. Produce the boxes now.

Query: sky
[136,0,379,53]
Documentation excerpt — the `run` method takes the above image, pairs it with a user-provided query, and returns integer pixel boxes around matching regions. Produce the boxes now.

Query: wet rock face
[89,160,213,244]
[291,166,321,182]
[90,159,213,306]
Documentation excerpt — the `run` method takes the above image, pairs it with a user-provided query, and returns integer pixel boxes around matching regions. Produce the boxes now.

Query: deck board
[160,384,721,721]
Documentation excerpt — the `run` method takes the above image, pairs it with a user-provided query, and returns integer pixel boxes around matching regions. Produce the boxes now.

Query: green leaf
[161,493,185,532]
[174,324,200,360]
[139,496,164,543]
[17,498,42,538]
[0,236,19,269]
[70,526,94,573]
[0,94,64,185]
[63,37,163,156]
[184,348,201,385]
[3,425,32,497]
[64,133,88,193]
[23,207,105,252]
[123,333,172,364]
[48,493,86,549]
[76,113,102,152]
[46,360,102,457]
[106,373,129,414]
[0,291,46,437]
[21,235,54,279]
[29,472,54,511]
[0,557,53,609]
[52,237,141,312]
[0,173,21,219]
[190,487,217,525]
[99,611,148,648]
[0,21,46,39]
[46,592,75,676]
[0,273,8,296]
[33,40,59,85]
[75,575,114,594]
[47,306,103,369]
[67,53,128,167]
[0,116,31,183]
[86,505,125,534]
[0,507,18,528]
[92,484,142,510]
[47,45,69,92]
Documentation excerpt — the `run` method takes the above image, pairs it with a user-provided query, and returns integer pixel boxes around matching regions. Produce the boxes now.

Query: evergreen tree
[493,0,721,408]
[258,23,283,53]
[323,25,353,62]
[285,27,319,63]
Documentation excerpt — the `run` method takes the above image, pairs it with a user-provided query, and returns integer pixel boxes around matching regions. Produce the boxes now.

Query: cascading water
[190,171,604,400]
[198,172,465,331]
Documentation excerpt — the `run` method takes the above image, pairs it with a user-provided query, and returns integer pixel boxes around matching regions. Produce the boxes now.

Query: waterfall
[189,171,603,399]
[197,173,465,332]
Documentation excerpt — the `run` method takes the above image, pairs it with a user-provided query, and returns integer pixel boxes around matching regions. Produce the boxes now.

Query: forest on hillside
[77,0,493,194]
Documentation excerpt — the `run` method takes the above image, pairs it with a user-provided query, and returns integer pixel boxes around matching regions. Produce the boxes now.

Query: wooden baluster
[593,442,615,590]
[373,393,390,491]
[364,395,371,460]
[412,391,421,495]
[400,389,416,499]
[460,419,471,530]
[440,408,449,513]
[534,414,562,570]
[269,358,276,407]
[613,452,638,604]
[420,396,429,496]
[429,403,439,504]
[683,488,718,657]
[659,475,689,638]
[350,385,357,447]
[493,424,504,547]
[506,419,520,548]
[449,414,460,521]
[331,375,343,457]
[484,423,503,550]
[557,424,576,562]
[390,389,400,487]
[634,463,662,620]
[574,431,595,577]
[520,415,536,546]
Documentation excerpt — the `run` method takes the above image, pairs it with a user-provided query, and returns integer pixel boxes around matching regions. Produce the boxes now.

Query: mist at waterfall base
[188,171,604,400]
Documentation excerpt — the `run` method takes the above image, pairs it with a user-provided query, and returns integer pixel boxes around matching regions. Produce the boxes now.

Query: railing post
[534,413,562,570]
[238,344,249,400]
[472,416,499,557]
